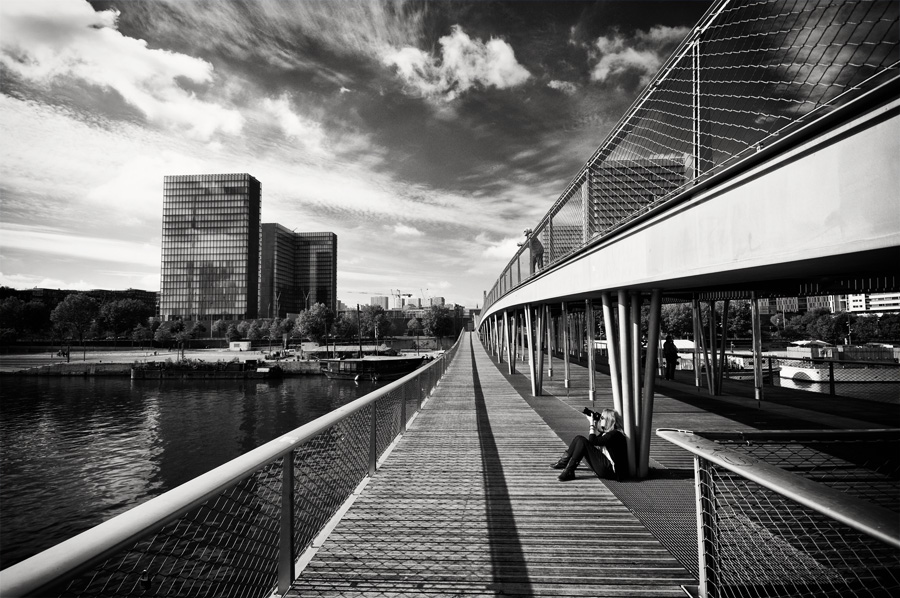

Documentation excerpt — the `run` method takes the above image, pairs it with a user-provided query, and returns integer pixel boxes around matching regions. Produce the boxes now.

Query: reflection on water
[0,375,377,568]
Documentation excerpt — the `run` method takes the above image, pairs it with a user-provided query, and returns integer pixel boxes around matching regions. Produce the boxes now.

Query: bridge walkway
[286,332,694,597]
[493,347,899,580]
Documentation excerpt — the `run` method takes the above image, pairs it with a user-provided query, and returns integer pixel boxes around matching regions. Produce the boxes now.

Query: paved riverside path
[286,332,695,597]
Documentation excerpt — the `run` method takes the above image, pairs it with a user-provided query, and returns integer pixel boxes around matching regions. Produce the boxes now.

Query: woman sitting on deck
[551,408,627,482]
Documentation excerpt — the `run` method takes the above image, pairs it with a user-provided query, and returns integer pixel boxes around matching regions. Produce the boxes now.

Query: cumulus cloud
[589,25,689,86]
[1,223,161,268]
[392,224,424,236]
[0,0,243,140]
[382,25,530,101]
[548,80,578,95]
[261,93,326,152]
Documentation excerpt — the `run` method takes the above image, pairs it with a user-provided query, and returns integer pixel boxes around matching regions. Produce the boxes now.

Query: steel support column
[535,304,545,396]
[546,304,554,379]
[617,290,636,477]
[562,301,570,388]
[524,304,538,396]
[586,299,595,403]
[639,289,662,478]
[601,292,622,417]
[751,292,764,407]
[630,292,642,445]
[692,298,702,388]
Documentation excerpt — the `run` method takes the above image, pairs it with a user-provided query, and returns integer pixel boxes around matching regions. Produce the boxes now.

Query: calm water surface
[0,375,378,568]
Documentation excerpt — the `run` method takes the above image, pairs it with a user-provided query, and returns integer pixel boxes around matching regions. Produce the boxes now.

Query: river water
[0,375,378,569]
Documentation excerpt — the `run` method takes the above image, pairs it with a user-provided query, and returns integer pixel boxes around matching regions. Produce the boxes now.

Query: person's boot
[550,451,569,469]
[557,466,576,482]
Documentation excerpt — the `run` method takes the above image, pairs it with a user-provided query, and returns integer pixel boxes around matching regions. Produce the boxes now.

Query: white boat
[779,364,900,383]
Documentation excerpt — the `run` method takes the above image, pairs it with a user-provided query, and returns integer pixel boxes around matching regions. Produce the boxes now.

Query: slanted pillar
[546,304,555,379]
[509,311,518,374]
[601,292,622,417]
[618,289,637,478]
[708,301,719,395]
[692,298,702,389]
[586,299,596,403]
[639,289,662,478]
[630,292,642,444]
[524,304,539,396]
[562,301,571,388]
[535,305,545,396]
[502,310,510,371]
[751,292,764,406]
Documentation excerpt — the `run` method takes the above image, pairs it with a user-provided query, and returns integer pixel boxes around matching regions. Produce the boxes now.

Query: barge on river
[319,356,427,382]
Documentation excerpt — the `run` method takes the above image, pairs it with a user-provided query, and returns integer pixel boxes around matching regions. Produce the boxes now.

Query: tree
[278,317,296,349]
[22,300,50,338]
[878,314,900,341]
[852,315,879,344]
[99,299,154,345]
[359,305,390,346]
[212,319,229,337]
[247,322,263,342]
[0,297,24,342]
[407,317,421,336]
[226,324,241,342]
[50,293,99,360]
[660,303,693,338]
[132,324,153,349]
[332,310,359,340]
[237,320,251,338]
[423,305,453,348]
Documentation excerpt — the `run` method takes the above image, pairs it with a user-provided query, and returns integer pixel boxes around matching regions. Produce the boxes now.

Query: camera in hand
[582,407,600,419]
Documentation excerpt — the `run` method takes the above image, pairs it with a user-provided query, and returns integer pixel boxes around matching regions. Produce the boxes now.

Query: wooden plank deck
[286,333,694,597]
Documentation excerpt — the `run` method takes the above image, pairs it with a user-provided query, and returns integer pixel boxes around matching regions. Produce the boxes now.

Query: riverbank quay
[0,349,321,376]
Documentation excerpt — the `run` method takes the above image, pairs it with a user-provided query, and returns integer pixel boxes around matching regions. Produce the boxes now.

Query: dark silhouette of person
[517,228,544,275]
[663,335,678,380]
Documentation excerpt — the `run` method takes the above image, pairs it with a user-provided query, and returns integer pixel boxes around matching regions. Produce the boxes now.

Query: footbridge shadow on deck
[286,331,694,597]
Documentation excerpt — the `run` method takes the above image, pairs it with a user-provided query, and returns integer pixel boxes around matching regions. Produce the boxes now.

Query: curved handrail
[656,428,900,549]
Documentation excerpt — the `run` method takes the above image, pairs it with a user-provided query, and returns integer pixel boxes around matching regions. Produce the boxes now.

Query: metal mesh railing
[774,356,900,403]
[1,332,464,598]
[659,429,900,598]
[484,0,899,311]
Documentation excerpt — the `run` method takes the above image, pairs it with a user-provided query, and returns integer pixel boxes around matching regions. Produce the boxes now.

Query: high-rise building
[260,223,298,318]
[296,232,337,314]
[159,173,261,321]
[259,227,338,317]
[371,296,390,309]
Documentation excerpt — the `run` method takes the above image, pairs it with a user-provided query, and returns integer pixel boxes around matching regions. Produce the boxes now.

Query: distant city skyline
[0,0,712,308]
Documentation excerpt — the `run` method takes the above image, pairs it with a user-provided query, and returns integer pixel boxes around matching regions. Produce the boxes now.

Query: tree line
[1,290,460,353]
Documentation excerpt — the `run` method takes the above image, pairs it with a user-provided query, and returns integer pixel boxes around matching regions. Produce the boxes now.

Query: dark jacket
[588,429,627,480]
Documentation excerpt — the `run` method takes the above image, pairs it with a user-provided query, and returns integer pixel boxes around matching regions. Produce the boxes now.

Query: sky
[0,0,712,309]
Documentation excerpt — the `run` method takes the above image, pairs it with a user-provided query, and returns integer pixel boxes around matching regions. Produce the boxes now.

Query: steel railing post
[278,450,295,594]
[695,455,719,598]
[829,361,836,395]
[369,402,378,476]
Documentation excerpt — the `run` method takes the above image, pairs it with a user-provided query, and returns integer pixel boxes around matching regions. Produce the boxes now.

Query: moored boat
[319,355,427,382]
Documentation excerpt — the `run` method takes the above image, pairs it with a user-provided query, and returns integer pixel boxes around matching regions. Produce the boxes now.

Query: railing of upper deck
[658,428,900,598]
[0,332,464,598]
[483,0,899,313]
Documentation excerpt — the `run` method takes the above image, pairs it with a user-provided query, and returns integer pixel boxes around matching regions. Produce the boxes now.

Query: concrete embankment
[5,360,323,377]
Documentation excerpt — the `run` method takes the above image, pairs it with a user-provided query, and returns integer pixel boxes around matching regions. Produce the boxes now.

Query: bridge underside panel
[490,106,899,312]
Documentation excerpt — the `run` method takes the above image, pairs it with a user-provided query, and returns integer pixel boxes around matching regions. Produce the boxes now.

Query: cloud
[392,224,424,237]
[382,25,530,101]
[0,272,98,291]
[0,0,243,140]
[589,25,689,86]
[1,223,161,268]
[548,80,578,95]
[261,93,326,151]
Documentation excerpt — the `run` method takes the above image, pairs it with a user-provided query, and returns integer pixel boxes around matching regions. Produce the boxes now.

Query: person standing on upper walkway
[517,228,544,275]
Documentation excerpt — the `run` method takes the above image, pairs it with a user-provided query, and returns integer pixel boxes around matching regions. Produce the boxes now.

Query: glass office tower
[297,232,337,314]
[260,227,337,318]
[159,173,261,321]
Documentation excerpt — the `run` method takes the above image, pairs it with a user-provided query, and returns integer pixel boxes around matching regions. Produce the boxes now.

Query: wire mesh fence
[485,0,899,310]
[4,334,463,598]
[659,429,900,598]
